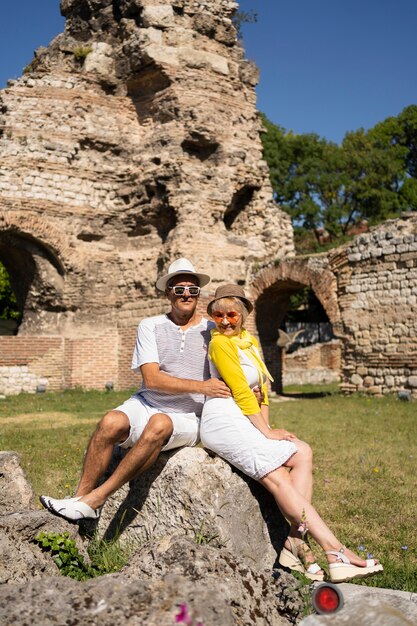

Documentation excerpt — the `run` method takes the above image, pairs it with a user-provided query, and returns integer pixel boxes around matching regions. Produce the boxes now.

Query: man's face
[166,275,200,317]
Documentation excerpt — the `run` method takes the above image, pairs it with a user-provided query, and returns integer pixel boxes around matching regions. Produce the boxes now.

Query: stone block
[178,46,229,74]
[141,42,179,65]
[351,374,363,386]
[137,26,163,45]
[97,447,288,572]
[0,452,34,515]
[141,5,174,29]
[83,42,115,76]
[369,386,382,395]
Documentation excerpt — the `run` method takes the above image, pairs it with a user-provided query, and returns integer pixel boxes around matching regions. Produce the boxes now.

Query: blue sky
[1,0,416,143]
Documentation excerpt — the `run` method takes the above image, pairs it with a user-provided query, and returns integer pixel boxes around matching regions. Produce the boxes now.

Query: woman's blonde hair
[211,297,249,324]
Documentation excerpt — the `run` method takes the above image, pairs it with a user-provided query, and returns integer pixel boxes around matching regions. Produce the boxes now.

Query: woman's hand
[252,385,265,406]
[266,428,297,441]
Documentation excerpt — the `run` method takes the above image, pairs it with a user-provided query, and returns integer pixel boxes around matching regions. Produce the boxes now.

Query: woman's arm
[209,335,298,440]
[209,335,261,415]
[260,403,270,428]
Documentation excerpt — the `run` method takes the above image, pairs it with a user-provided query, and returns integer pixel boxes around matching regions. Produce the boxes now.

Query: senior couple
[41,258,382,584]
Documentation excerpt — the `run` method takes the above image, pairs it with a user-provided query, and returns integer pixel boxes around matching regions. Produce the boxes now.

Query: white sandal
[279,537,324,581]
[326,546,383,583]
[40,495,100,523]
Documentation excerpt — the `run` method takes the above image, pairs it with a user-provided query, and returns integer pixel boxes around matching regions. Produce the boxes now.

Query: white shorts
[201,397,297,480]
[114,396,200,451]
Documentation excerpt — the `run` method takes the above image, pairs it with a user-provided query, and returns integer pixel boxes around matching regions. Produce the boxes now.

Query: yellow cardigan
[208,331,269,416]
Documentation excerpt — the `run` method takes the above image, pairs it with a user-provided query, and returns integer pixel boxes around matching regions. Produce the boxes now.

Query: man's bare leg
[75,409,131,497]
[40,411,173,520]
[78,412,173,510]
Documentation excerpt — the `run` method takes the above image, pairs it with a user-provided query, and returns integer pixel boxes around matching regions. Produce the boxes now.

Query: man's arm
[141,362,232,398]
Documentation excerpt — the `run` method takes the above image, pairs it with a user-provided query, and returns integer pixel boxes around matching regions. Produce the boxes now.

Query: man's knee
[98,410,130,444]
[144,413,173,444]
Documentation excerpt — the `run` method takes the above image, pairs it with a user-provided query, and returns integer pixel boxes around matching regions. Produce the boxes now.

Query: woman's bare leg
[261,467,376,567]
[281,440,321,568]
[284,439,313,501]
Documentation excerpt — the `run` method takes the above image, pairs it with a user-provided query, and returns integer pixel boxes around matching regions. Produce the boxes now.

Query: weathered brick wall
[0,289,253,395]
[2,211,416,397]
[330,213,417,396]
[0,337,65,394]
[0,0,294,396]
[248,215,417,396]
[282,341,341,386]
[0,333,132,394]
[249,256,341,393]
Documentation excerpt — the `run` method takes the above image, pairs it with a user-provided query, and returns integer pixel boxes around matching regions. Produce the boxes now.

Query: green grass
[270,385,417,593]
[1,386,416,592]
[0,389,134,498]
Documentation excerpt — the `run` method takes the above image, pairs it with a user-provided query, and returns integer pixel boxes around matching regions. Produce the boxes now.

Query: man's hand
[252,385,265,406]
[203,378,232,398]
[266,428,297,441]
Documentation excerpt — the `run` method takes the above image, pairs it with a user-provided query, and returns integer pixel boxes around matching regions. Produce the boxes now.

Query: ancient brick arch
[249,258,341,393]
[0,211,81,331]
[0,211,78,272]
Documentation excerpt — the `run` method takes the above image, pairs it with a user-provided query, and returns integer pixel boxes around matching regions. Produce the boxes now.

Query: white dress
[200,348,298,480]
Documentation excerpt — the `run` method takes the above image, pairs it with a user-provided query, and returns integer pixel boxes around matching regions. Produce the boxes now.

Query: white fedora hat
[156,258,211,292]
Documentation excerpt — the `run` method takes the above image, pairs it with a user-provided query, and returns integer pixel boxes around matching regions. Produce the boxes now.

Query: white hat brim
[156,270,211,292]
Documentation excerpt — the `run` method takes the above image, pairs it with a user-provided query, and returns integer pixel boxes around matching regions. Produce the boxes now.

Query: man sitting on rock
[40,258,232,522]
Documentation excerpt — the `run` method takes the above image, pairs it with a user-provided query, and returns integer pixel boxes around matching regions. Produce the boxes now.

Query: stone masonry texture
[0,2,416,398]
[250,213,417,397]
[329,213,417,397]
[0,0,294,393]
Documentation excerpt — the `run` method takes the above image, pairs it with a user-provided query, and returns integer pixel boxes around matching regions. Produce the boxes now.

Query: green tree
[368,105,417,209]
[260,106,417,250]
[260,115,346,236]
[0,262,21,321]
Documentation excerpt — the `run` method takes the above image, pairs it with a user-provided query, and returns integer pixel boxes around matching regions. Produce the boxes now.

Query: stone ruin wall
[0,0,294,394]
[282,341,341,387]
[248,254,342,393]
[329,213,417,397]
[0,1,416,398]
[247,213,417,398]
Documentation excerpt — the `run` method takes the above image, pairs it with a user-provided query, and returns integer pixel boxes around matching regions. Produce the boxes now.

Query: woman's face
[211,305,243,336]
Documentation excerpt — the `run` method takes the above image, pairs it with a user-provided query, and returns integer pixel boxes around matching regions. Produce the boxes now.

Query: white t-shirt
[131,314,214,416]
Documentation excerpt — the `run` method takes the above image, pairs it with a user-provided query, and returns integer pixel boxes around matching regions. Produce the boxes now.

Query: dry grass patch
[1,412,97,427]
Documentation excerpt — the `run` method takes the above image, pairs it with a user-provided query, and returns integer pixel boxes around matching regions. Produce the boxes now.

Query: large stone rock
[0,509,87,584]
[96,447,289,572]
[0,541,300,626]
[0,451,34,514]
[0,451,303,625]
[123,534,303,626]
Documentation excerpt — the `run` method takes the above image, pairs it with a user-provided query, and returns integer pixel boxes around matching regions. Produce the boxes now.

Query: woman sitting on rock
[200,284,383,584]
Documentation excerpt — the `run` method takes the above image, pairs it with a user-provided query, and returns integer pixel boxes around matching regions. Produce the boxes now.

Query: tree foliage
[232,9,257,39]
[260,105,417,251]
[0,262,20,321]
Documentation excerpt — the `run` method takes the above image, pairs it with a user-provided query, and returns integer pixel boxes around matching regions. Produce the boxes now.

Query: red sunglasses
[211,311,241,323]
